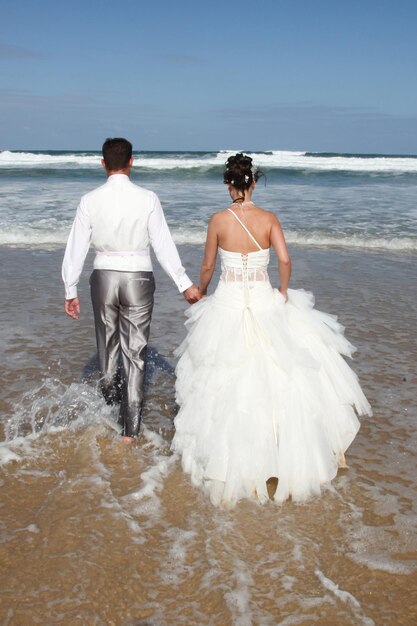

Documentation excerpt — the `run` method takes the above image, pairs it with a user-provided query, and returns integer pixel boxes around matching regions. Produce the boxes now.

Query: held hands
[279,287,288,302]
[65,297,80,319]
[183,284,202,305]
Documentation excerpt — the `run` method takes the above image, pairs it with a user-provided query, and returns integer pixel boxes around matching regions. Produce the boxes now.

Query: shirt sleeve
[62,198,92,299]
[148,193,193,293]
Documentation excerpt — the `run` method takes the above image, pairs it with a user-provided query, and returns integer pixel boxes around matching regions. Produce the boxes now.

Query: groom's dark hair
[102,137,133,171]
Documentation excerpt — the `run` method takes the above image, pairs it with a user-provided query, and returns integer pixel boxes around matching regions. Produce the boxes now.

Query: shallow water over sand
[0,246,416,625]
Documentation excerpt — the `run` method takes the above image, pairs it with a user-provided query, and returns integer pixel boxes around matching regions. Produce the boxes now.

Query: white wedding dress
[172,211,372,506]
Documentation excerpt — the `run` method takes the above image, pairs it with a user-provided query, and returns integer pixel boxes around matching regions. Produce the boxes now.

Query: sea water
[0,149,416,251]
[0,149,416,625]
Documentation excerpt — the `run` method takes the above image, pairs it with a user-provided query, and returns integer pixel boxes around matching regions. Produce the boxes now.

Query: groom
[62,137,200,442]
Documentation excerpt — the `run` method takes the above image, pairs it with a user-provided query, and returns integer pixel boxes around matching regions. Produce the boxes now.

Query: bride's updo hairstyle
[223,153,264,191]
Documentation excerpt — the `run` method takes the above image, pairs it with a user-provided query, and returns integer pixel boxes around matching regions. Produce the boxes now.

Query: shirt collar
[107,174,130,182]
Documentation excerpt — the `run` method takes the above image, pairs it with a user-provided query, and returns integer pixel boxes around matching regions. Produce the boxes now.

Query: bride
[172,153,372,506]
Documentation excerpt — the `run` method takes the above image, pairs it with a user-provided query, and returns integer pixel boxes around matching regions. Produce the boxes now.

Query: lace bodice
[219,248,270,282]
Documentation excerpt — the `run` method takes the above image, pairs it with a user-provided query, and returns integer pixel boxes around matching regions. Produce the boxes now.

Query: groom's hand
[183,285,201,304]
[65,297,80,320]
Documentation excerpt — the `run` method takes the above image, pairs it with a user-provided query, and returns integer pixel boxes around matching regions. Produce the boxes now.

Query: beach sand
[0,245,416,625]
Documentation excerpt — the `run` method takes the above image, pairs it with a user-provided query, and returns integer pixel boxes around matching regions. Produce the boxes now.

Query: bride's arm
[200,214,219,295]
[270,214,291,300]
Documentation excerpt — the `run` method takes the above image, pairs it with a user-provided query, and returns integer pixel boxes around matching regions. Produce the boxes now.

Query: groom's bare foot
[121,436,135,445]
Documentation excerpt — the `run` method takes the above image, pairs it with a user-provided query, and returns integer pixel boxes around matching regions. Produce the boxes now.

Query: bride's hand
[279,287,288,302]
[183,285,201,304]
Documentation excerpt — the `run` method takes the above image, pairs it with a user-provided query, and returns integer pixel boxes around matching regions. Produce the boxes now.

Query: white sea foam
[151,149,417,174]
[1,376,173,545]
[15,523,40,534]
[285,230,417,252]
[315,569,360,608]
[224,558,255,626]
[268,151,417,173]
[340,496,417,575]
[1,149,417,173]
[4,377,115,445]
[0,224,71,248]
[0,445,21,466]
[128,444,175,504]
[158,527,197,585]
[0,150,101,168]
[315,570,376,626]
[1,223,415,253]
[276,617,318,626]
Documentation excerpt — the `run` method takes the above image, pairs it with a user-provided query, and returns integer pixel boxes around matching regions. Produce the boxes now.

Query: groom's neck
[106,167,131,177]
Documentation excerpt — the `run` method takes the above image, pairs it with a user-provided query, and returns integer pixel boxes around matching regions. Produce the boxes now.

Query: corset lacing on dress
[219,207,270,286]
[218,207,272,350]
[219,249,270,285]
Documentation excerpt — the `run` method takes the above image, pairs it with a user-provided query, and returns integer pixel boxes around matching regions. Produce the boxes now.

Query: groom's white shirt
[62,174,192,299]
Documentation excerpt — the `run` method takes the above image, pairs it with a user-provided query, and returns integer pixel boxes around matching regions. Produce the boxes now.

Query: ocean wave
[0,224,415,253]
[1,149,417,174]
[267,151,417,173]
[0,150,101,168]
[0,225,72,247]
[284,230,417,252]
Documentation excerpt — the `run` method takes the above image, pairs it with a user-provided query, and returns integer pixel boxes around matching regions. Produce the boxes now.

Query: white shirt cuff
[65,286,78,299]
[177,274,193,293]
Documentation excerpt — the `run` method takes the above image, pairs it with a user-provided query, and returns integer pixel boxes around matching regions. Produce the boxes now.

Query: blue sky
[1,0,416,153]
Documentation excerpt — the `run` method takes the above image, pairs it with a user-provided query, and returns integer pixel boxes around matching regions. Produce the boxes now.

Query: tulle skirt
[172,280,372,506]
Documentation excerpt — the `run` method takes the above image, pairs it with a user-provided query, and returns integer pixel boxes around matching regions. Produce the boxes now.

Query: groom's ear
[101,158,108,172]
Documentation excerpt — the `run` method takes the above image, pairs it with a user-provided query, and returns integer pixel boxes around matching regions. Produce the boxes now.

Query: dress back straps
[227,208,263,251]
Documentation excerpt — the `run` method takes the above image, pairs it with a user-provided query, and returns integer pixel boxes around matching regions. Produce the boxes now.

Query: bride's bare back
[200,201,291,295]
[216,203,276,252]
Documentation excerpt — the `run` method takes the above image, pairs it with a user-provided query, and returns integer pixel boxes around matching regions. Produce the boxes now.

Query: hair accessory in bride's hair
[244,174,249,183]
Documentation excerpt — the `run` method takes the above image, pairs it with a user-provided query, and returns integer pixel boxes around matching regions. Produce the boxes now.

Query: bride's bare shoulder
[209,209,232,223]
[253,206,279,221]
[206,210,229,233]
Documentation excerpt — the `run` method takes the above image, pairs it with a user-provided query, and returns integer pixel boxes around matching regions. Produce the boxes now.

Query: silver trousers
[90,269,155,437]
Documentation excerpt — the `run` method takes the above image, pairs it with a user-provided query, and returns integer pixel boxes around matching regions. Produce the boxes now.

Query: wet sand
[0,245,416,625]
